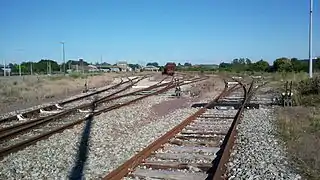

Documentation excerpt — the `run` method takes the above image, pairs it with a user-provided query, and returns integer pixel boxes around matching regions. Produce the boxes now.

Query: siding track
[104,78,256,180]
[0,75,207,158]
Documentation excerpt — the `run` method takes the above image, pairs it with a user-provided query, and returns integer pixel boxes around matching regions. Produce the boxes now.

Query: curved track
[0,76,141,125]
[0,75,208,158]
[103,78,257,180]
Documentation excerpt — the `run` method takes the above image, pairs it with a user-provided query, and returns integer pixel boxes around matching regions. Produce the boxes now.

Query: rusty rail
[0,76,204,139]
[0,77,141,124]
[0,76,146,136]
[103,79,240,180]
[211,80,254,180]
[0,77,207,158]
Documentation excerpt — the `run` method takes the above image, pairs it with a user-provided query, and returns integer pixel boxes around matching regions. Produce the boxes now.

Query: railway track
[0,75,176,130]
[103,78,257,180]
[0,76,142,125]
[0,75,207,158]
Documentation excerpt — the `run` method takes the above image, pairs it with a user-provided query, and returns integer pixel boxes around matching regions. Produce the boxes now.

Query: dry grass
[267,73,320,179]
[277,106,320,180]
[0,73,120,113]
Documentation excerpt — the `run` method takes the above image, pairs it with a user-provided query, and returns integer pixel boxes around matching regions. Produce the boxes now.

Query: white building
[1,67,11,76]
[143,65,159,71]
[116,61,129,72]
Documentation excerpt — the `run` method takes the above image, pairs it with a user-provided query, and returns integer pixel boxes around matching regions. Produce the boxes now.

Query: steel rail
[102,79,240,180]
[0,75,179,140]
[0,76,146,136]
[211,80,254,180]
[0,77,140,124]
[0,75,181,137]
[0,77,207,158]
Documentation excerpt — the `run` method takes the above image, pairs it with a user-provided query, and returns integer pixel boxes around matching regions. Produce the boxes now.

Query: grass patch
[68,72,104,79]
[277,107,320,180]
[276,75,320,179]
[48,75,66,81]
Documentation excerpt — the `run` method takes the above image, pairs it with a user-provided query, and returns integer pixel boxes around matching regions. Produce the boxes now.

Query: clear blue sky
[0,0,319,65]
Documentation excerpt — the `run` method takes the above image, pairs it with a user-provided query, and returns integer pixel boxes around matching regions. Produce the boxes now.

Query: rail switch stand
[83,80,89,93]
[281,81,293,107]
[174,78,181,97]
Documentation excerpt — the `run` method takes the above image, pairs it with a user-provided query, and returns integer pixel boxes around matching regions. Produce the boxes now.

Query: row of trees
[219,57,320,73]
[143,57,320,73]
[2,57,320,74]
[4,60,60,74]
[176,57,320,73]
[1,59,144,74]
[1,59,92,75]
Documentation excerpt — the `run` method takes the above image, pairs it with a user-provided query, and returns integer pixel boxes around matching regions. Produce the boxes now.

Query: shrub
[295,76,320,106]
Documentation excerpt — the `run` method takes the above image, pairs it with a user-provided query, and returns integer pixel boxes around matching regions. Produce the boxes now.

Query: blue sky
[0,0,319,65]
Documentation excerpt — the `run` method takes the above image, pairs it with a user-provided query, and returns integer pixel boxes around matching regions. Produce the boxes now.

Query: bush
[295,76,320,106]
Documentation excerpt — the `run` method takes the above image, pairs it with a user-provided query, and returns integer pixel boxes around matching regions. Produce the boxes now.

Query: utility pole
[30,62,33,75]
[49,61,52,74]
[100,55,103,71]
[16,49,23,77]
[3,60,6,77]
[60,42,66,75]
[82,61,84,74]
[309,0,313,78]
[19,64,21,76]
[46,60,52,75]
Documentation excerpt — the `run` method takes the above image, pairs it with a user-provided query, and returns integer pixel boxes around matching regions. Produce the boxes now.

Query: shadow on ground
[69,96,98,180]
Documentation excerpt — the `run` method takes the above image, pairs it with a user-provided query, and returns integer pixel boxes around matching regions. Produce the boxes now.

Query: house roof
[117,61,127,64]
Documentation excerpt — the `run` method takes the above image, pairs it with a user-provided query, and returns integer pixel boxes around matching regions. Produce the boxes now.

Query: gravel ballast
[226,107,301,180]
[0,95,199,179]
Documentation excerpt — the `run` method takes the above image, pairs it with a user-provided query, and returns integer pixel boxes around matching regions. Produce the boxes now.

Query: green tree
[146,62,159,67]
[128,64,140,70]
[231,58,248,72]
[245,58,252,65]
[33,59,60,73]
[315,57,320,71]
[291,58,308,72]
[219,62,232,71]
[184,62,192,66]
[250,60,269,72]
[273,57,293,72]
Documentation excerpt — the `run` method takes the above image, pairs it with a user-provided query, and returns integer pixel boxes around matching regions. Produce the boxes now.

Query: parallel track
[0,76,208,158]
[103,78,256,180]
[0,76,142,125]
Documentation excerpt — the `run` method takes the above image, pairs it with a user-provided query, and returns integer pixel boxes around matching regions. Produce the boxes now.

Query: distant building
[143,65,159,71]
[110,67,121,72]
[192,64,219,69]
[0,67,11,76]
[116,61,128,72]
[88,65,99,72]
[68,64,99,72]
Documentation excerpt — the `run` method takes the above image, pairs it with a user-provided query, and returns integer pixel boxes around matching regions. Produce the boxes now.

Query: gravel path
[225,107,302,180]
[0,95,199,179]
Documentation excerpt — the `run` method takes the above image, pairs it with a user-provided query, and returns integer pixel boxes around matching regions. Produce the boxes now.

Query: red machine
[162,62,176,76]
